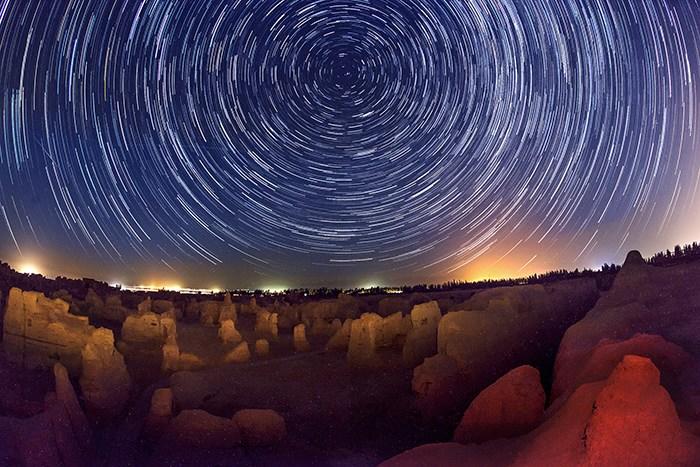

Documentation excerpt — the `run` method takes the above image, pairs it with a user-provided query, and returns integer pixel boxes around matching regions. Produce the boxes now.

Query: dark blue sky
[1,0,700,289]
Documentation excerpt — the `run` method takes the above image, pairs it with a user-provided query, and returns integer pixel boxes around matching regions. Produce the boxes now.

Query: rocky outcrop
[293,324,311,352]
[255,339,270,357]
[403,301,441,367]
[232,409,286,446]
[412,278,597,417]
[347,313,383,368]
[383,356,700,467]
[121,312,168,346]
[326,318,353,351]
[79,328,131,419]
[218,319,242,344]
[3,288,95,375]
[309,317,342,338]
[298,294,360,324]
[553,252,700,419]
[219,293,237,323]
[377,312,407,348]
[453,366,545,444]
[412,354,469,418]
[225,341,251,363]
[144,388,173,438]
[255,310,279,340]
[0,363,91,466]
[552,333,691,401]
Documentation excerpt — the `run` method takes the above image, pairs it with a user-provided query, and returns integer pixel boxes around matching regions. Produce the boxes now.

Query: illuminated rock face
[144,388,174,437]
[383,356,700,467]
[453,365,545,444]
[79,328,131,419]
[347,313,383,368]
[218,319,242,344]
[309,317,342,337]
[225,341,251,363]
[377,312,405,348]
[299,294,360,325]
[326,318,354,351]
[255,339,270,357]
[255,310,279,340]
[552,333,691,402]
[3,287,95,375]
[121,312,167,346]
[293,324,311,352]
[554,255,700,416]
[411,278,598,417]
[402,301,441,367]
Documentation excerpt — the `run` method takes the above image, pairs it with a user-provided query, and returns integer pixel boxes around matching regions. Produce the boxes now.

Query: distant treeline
[1,242,699,303]
[646,242,700,267]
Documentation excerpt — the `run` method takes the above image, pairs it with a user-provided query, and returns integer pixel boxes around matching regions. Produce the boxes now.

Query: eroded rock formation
[3,288,94,374]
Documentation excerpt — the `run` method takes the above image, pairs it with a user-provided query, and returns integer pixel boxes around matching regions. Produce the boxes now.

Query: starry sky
[1,0,700,289]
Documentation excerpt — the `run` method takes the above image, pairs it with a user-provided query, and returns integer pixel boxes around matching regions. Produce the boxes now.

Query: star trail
[1,0,700,288]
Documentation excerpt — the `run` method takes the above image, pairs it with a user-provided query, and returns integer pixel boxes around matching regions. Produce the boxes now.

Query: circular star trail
[1,0,700,287]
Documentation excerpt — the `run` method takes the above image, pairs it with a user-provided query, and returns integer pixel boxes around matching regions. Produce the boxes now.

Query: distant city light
[17,263,41,275]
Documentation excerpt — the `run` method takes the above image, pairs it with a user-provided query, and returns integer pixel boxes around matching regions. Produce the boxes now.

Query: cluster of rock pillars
[0,250,698,466]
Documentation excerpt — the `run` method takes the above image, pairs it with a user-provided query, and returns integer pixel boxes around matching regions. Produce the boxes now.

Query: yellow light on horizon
[17,263,41,275]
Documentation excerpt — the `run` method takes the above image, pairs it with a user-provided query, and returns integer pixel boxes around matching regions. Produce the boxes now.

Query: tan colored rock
[402,301,442,367]
[225,341,251,363]
[255,310,279,340]
[421,279,598,417]
[347,313,383,368]
[163,409,241,448]
[309,317,341,337]
[218,319,242,344]
[410,300,441,328]
[298,294,360,323]
[121,312,166,346]
[232,409,286,446]
[255,339,270,357]
[454,365,545,444]
[3,288,95,374]
[293,324,311,352]
[177,352,205,371]
[150,388,173,418]
[160,315,177,340]
[326,318,353,351]
[79,328,131,419]
[144,388,174,438]
[162,340,181,372]
[378,312,405,348]
[199,301,220,326]
[219,292,237,323]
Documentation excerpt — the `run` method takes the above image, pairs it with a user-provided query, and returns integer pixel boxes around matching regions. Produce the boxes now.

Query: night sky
[1,0,700,289]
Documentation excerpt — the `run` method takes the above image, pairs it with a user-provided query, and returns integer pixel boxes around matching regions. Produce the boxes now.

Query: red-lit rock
[454,365,544,444]
[384,356,700,467]
[552,333,691,401]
